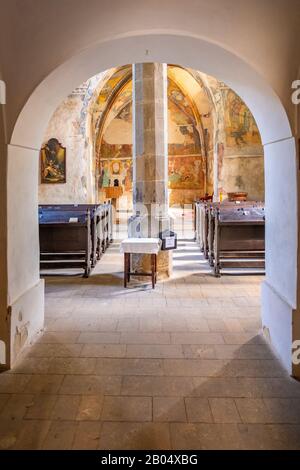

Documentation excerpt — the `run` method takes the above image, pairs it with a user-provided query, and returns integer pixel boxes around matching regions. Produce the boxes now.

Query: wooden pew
[39,209,92,277]
[213,205,265,276]
[194,201,210,258]
[99,202,113,253]
[207,201,264,267]
[39,203,112,266]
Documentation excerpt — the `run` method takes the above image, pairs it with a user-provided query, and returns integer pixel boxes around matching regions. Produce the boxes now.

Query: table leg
[127,253,131,282]
[124,253,128,288]
[151,253,155,289]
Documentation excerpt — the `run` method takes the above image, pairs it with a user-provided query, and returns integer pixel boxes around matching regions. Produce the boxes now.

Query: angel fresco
[41,138,66,183]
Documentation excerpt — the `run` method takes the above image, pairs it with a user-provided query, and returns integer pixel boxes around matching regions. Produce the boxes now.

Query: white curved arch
[7,30,297,374]
[11,31,292,149]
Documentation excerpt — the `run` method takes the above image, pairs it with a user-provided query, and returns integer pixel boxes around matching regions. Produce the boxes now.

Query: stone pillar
[129,63,172,277]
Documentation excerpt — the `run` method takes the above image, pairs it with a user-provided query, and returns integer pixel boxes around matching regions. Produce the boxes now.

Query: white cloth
[120,238,161,254]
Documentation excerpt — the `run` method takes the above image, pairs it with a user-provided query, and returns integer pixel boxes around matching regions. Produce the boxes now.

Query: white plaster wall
[261,137,298,373]
[1,0,298,139]
[7,145,40,305]
[264,138,297,309]
[9,279,44,366]
[221,155,265,201]
[39,95,89,204]
[10,34,292,151]
[39,73,108,205]
[6,144,44,366]
[262,282,293,374]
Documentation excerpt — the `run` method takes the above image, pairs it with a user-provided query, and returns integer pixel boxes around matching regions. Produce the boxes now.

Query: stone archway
[5,32,298,376]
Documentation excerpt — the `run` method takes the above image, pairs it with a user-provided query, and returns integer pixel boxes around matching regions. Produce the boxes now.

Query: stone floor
[1,227,300,449]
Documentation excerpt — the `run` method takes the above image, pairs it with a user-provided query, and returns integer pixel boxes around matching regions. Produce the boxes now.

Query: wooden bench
[213,206,265,276]
[39,203,113,266]
[39,209,92,277]
[208,201,264,269]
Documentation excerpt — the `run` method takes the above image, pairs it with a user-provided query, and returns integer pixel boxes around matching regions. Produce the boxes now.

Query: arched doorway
[5,33,298,377]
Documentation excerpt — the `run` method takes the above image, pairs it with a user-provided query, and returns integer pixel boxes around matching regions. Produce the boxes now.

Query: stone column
[129,63,172,277]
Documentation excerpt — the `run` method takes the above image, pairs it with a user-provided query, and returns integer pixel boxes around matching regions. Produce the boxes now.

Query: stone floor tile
[0,419,24,449]
[209,398,241,423]
[120,332,171,344]
[126,344,184,358]
[13,420,52,450]
[1,239,298,449]
[163,358,224,377]
[77,332,120,344]
[122,376,195,397]
[98,422,171,450]
[185,398,213,422]
[42,421,78,450]
[72,421,102,449]
[170,423,242,449]
[95,358,164,376]
[139,318,162,332]
[0,374,32,393]
[102,396,152,421]
[223,319,244,333]
[235,398,300,424]
[0,394,10,414]
[214,344,273,360]
[25,394,57,419]
[28,343,83,358]
[80,344,126,358]
[76,395,104,421]
[221,359,285,378]
[171,332,224,345]
[186,319,210,332]
[153,397,186,422]
[59,375,122,395]
[12,357,52,374]
[263,398,300,423]
[24,374,64,394]
[222,333,264,345]
[117,318,140,332]
[182,345,216,359]
[47,357,96,375]
[51,395,81,420]
[1,394,35,420]
[192,377,259,398]
[267,424,300,450]
[38,332,80,344]
[237,423,276,450]
[207,319,227,332]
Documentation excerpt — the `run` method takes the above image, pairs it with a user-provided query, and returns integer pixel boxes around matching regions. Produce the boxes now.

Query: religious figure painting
[168,155,204,190]
[41,138,66,184]
[225,90,261,149]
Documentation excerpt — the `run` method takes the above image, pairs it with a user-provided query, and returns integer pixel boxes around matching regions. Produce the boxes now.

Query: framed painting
[41,138,66,184]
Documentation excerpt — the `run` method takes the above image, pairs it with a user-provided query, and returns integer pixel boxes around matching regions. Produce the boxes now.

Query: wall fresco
[39,64,264,207]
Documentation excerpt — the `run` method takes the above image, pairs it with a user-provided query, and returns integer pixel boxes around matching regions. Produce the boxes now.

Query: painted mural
[167,76,206,202]
[97,75,133,204]
[168,156,205,190]
[168,79,202,157]
[224,90,262,149]
[96,73,207,204]
[39,64,264,207]
[99,158,132,190]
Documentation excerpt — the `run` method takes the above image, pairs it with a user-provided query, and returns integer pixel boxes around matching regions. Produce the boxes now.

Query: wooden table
[120,238,161,289]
